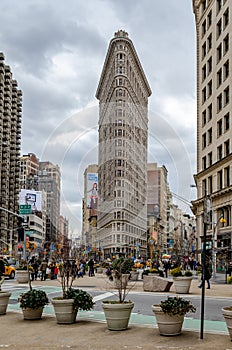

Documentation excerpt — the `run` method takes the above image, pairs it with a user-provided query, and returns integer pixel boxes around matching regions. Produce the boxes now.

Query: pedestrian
[88,258,95,277]
[163,260,171,278]
[198,264,211,289]
[40,259,48,281]
[31,260,39,280]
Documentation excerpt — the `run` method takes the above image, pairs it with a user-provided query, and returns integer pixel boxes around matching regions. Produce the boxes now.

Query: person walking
[88,258,95,277]
[198,264,211,289]
[40,259,48,281]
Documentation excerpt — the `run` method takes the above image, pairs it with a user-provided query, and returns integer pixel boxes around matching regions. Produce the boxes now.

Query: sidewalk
[1,273,232,350]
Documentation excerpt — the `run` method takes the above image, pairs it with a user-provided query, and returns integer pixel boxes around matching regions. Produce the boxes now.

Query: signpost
[19,204,31,215]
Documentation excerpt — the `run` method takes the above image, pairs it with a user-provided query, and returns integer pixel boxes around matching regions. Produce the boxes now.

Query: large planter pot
[222,306,232,340]
[22,307,44,320]
[16,270,30,283]
[102,301,134,331]
[152,305,184,336]
[173,276,193,294]
[130,271,139,281]
[51,298,78,324]
[114,274,130,289]
[0,291,11,315]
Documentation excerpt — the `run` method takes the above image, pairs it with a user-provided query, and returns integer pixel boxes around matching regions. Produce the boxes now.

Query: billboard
[87,173,98,210]
[19,189,42,212]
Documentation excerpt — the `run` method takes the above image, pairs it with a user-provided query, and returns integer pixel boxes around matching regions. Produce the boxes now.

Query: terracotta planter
[152,305,184,336]
[173,276,193,294]
[222,306,232,340]
[16,270,30,283]
[0,291,11,315]
[51,298,78,324]
[22,307,44,320]
[102,301,134,331]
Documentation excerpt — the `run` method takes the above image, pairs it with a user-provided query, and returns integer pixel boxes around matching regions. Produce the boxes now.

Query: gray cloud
[0,0,197,234]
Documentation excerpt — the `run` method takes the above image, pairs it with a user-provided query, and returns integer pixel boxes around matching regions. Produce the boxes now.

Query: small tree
[111,257,134,303]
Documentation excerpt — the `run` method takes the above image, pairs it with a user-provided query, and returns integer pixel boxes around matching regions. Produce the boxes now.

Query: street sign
[19,204,31,215]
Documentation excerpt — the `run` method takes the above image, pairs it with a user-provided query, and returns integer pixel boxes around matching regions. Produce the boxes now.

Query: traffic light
[17,216,24,241]
[26,242,30,250]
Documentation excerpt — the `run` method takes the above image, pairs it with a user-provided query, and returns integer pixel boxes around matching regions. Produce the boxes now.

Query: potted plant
[16,262,30,283]
[0,276,11,315]
[152,296,196,336]
[18,288,49,320]
[51,259,94,324]
[221,306,232,340]
[170,267,193,294]
[102,257,135,331]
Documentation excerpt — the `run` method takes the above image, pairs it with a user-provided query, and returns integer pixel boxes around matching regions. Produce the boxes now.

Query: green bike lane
[6,284,228,335]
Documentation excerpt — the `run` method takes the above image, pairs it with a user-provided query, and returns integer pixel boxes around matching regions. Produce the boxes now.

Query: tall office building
[0,53,22,253]
[96,30,151,259]
[38,161,61,243]
[147,163,168,253]
[82,164,98,251]
[192,1,232,262]
[19,153,39,190]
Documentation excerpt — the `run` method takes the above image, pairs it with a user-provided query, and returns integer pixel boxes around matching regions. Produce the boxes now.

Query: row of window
[202,58,229,83]
[202,33,229,61]
[202,165,230,196]
[202,7,229,39]
[201,0,227,16]
[202,84,229,109]
[202,139,229,169]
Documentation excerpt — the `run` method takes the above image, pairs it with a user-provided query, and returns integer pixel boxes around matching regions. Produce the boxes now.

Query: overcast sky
[0,0,197,236]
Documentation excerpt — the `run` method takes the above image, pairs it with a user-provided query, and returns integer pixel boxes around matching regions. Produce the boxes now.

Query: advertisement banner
[19,189,42,212]
[87,173,98,210]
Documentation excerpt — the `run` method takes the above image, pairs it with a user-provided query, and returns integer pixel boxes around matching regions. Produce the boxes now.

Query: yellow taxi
[3,260,16,279]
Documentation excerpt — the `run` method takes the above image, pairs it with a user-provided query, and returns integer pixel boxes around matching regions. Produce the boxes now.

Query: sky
[0,0,197,237]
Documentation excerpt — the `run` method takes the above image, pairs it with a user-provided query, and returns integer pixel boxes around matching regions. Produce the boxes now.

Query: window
[217,0,222,14]
[217,93,222,111]
[118,78,123,86]
[217,68,222,87]
[202,42,206,59]
[202,156,207,170]
[202,133,207,148]
[202,20,207,37]
[217,119,223,137]
[224,112,230,131]
[207,57,212,73]
[224,86,229,105]
[202,110,207,126]
[224,139,230,156]
[208,80,212,97]
[207,10,212,28]
[208,175,213,193]
[118,88,123,96]
[217,170,223,190]
[202,87,207,103]
[202,64,207,81]
[224,60,229,79]
[224,166,230,187]
[208,152,213,166]
[208,103,212,120]
[217,19,222,38]
[224,34,229,54]
[223,7,229,28]
[207,33,212,50]
[202,179,207,196]
[217,144,223,160]
[208,127,212,144]
[217,44,222,62]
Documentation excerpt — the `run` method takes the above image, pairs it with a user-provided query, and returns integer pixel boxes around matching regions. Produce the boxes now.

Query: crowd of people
[25,257,96,281]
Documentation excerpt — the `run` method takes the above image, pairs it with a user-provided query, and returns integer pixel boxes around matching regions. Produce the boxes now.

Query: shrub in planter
[18,289,49,310]
[18,289,49,320]
[64,288,94,311]
[152,296,196,336]
[170,267,183,277]
[227,276,232,284]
